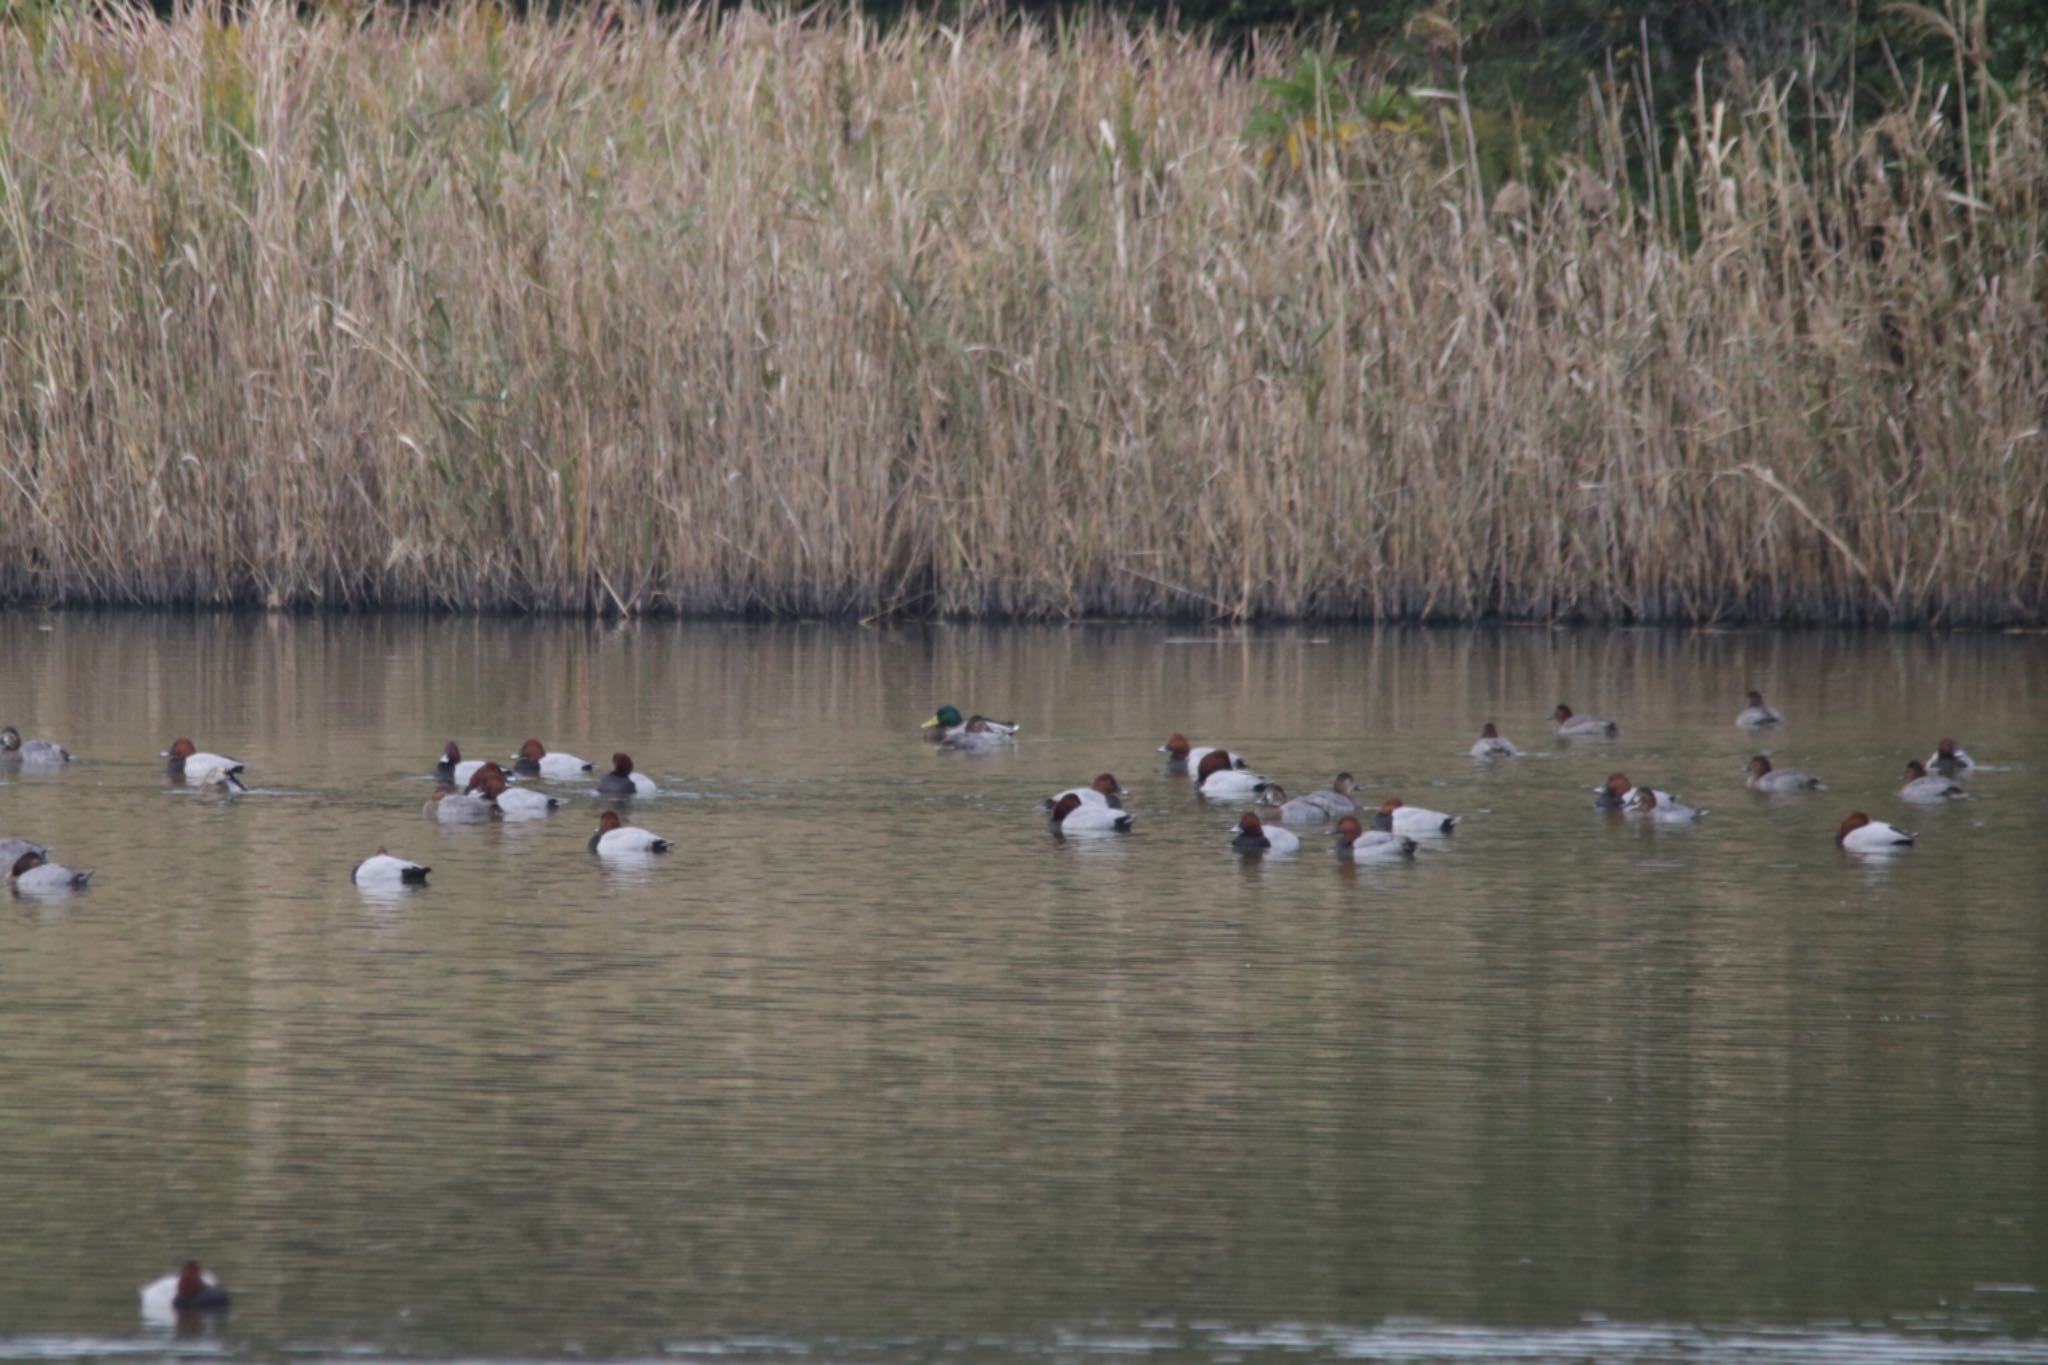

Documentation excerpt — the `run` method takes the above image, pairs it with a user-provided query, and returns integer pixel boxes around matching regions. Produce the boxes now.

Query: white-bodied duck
[1333,815,1417,862]
[589,809,671,856]
[512,738,595,781]
[1552,704,1619,738]
[1372,796,1460,837]
[1838,811,1915,853]
[1231,811,1299,855]
[163,738,244,786]
[1746,755,1824,792]
[1899,760,1966,803]
[1470,722,1521,758]
[352,849,430,887]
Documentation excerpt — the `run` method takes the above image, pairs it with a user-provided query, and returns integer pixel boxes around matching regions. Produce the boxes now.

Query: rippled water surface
[2,615,2046,1363]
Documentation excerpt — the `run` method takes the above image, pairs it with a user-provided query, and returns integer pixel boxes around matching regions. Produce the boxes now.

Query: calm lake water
[2,614,2046,1364]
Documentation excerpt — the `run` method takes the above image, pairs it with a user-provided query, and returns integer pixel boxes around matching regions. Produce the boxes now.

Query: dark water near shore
[2,614,2046,1362]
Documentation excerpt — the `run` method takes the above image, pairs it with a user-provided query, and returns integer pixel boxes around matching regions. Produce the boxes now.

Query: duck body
[423,790,496,823]
[1470,724,1521,758]
[1735,691,1785,728]
[0,726,72,764]
[924,706,1018,749]
[512,739,595,780]
[1746,756,1823,792]
[1232,812,1299,854]
[1296,774,1360,816]
[1634,790,1705,823]
[589,809,671,856]
[1047,792,1133,834]
[1159,734,1249,774]
[352,851,430,886]
[1552,705,1618,738]
[1372,799,1458,836]
[163,739,244,785]
[1041,774,1127,812]
[1333,817,1417,862]
[496,786,565,819]
[140,1263,229,1323]
[8,851,91,892]
[1838,812,1915,852]
[1250,783,1337,825]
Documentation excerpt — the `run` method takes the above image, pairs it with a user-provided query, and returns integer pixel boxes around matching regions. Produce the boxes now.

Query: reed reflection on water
[0,614,2044,1361]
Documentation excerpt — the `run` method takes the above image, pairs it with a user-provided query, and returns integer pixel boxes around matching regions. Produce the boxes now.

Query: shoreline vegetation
[0,5,2042,624]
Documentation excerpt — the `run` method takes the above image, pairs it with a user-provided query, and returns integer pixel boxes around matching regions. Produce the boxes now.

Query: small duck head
[1159,732,1192,759]
[1334,815,1364,846]
[1746,689,1767,708]
[1904,759,1930,779]
[1748,755,1774,777]
[1836,811,1872,844]
[165,738,198,762]
[1048,793,1083,826]
[517,738,548,762]
[1234,811,1270,846]
[9,850,46,880]
[923,706,965,731]
[1195,749,1236,786]
[1935,737,1962,760]
[440,741,463,764]
[1330,772,1358,794]
[1479,722,1501,739]
[594,810,624,837]
[1090,773,1126,798]
[1372,797,1404,832]
[0,725,20,752]
[609,752,636,777]
[466,763,512,798]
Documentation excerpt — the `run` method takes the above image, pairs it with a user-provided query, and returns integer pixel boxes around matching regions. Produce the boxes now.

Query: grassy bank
[0,5,2042,623]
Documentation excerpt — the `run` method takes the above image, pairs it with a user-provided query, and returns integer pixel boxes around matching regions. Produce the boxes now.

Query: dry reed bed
[0,5,2042,622]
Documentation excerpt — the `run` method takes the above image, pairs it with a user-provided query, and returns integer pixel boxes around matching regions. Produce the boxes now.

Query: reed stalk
[0,3,2041,623]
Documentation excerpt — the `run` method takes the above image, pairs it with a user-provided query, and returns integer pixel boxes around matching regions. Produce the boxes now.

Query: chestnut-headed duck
[1838,811,1915,852]
[139,1262,230,1323]
[434,741,496,787]
[467,763,564,819]
[1040,773,1127,812]
[1159,733,1249,774]
[1899,760,1966,803]
[1250,782,1340,826]
[1195,748,1269,799]
[1746,755,1824,792]
[1470,723,1521,758]
[163,738,244,785]
[1048,791,1133,834]
[352,849,430,886]
[422,788,495,823]
[595,752,658,797]
[589,809,671,856]
[511,739,594,781]
[0,725,71,764]
[1552,704,1618,738]
[923,705,1019,748]
[1926,738,1976,775]
[1232,811,1300,854]
[0,836,48,866]
[1735,690,1785,728]
[8,850,91,893]
[1371,797,1459,836]
[1593,773,1676,811]
[1333,815,1417,862]
[1633,788,1705,823]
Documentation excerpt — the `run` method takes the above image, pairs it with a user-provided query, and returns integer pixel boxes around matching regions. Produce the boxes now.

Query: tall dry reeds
[0,4,2041,622]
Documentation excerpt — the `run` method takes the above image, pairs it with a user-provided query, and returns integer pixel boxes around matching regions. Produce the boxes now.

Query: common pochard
[1633,788,1705,822]
[1047,791,1133,834]
[1232,811,1300,854]
[351,849,430,886]
[1746,755,1824,792]
[595,752,658,797]
[1040,773,1127,811]
[1552,704,1619,738]
[512,739,594,781]
[1159,733,1249,774]
[1735,690,1785,728]
[1470,723,1521,758]
[1838,811,1915,852]
[1926,738,1976,775]
[1371,797,1459,836]
[139,1262,230,1322]
[1195,748,1269,799]
[163,738,244,785]
[434,741,495,787]
[1899,760,1966,803]
[7,850,91,893]
[589,809,671,856]
[1333,815,1416,862]
[468,763,564,819]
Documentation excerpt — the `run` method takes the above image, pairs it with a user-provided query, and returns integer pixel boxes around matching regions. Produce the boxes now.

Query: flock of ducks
[932,690,1984,860]
[1,735,680,896]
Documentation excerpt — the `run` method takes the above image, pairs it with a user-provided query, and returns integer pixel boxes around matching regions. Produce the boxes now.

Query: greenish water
[1,615,2045,1362]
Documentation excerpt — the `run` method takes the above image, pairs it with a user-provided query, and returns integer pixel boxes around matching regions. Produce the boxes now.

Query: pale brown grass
[0,4,2041,622]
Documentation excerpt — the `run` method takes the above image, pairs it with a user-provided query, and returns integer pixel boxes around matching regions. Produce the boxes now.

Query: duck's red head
[1837,811,1871,844]
[1377,797,1405,816]
[1904,760,1928,778]
[1335,815,1364,842]
[1936,738,1959,758]
[9,851,44,878]
[167,738,197,760]
[1237,811,1265,836]
[1748,755,1773,776]
[1747,690,1766,706]
[1603,773,1632,798]
[176,1263,207,1301]
[1552,705,1574,722]
[1196,749,1233,782]
[1162,733,1191,759]
[466,764,510,797]
[595,810,623,835]
[1480,722,1499,738]
[610,753,635,776]
[1091,773,1125,797]
[1049,793,1082,824]
[442,741,462,762]
[518,738,547,761]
